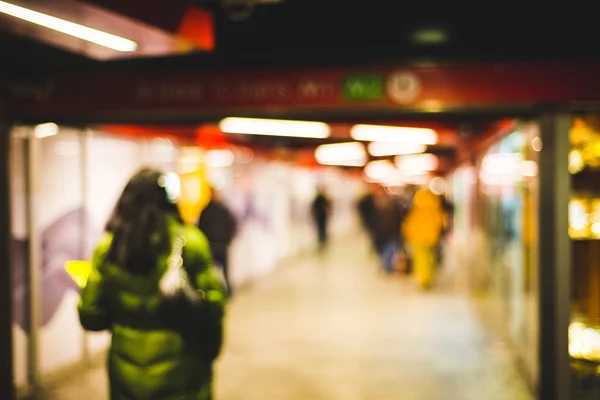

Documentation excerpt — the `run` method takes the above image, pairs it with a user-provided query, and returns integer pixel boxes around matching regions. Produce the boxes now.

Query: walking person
[357,184,378,254]
[372,185,402,274]
[402,187,445,289]
[198,186,238,298]
[311,185,332,250]
[78,168,227,400]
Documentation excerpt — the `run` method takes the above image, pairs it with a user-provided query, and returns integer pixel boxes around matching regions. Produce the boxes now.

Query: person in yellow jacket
[402,187,446,289]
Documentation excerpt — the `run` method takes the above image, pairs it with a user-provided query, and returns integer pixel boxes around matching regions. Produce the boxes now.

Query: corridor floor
[43,235,533,400]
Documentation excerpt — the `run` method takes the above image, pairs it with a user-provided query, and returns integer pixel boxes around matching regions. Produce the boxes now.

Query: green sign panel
[342,75,384,100]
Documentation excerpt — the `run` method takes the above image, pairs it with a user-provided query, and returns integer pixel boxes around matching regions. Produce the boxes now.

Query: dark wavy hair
[105,168,183,274]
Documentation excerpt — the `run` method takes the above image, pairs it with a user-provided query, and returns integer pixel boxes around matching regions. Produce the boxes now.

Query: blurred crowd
[356,183,453,289]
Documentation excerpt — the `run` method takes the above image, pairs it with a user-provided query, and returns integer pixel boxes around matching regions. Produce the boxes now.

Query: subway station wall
[9,125,361,388]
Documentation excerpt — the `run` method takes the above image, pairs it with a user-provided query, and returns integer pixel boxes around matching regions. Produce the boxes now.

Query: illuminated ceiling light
[34,122,59,138]
[314,142,367,167]
[219,117,330,139]
[0,1,138,52]
[364,160,397,182]
[206,149,234,168]
[368,142,427,157]
[351,124,437,145]
[395,153,439,172]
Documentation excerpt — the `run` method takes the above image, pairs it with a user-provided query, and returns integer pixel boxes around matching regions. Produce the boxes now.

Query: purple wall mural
[12,208,92,332]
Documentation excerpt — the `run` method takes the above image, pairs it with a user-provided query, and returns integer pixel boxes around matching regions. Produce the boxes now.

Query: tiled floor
[42,234,533,400]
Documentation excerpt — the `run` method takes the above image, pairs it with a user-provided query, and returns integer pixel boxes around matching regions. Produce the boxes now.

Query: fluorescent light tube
[0,1,138,52]
[219,117,330,139]
[368,142,427,157]
[395,153,439,171]
[34,122,58,138]
[364,160,397,182]
[314,142,366,167]
[351,124,437,145]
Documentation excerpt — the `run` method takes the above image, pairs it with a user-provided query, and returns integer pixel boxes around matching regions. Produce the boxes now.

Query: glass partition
[453,121,540,389]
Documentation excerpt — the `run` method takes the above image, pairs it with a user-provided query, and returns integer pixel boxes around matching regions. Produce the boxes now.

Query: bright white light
[395,153,439,172]
[593,223,600,235]
[219,117,330,139]
[314,142,367,167]
[482,154,521,174]
[569,201,588,231]
[520,160,538,177]
[351,124,438,144]
[479,153,528,185]
[179,155,203,164]
[364,160,396,182]
[429,176,446,195]
[569,150,584,174]
[34,122,59,138]
[367,142,427,157]
[0,1,137,52]
[206,149,234,168]
[158,172,181,202]
[569,322,600,359]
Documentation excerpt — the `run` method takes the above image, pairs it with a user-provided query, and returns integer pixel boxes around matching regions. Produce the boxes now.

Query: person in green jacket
[78,168,227,400]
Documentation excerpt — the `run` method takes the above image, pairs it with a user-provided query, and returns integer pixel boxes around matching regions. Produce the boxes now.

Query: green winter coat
[78,217,227,400]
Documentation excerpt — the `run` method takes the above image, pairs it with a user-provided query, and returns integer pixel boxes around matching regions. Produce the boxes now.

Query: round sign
[386,71,421,104]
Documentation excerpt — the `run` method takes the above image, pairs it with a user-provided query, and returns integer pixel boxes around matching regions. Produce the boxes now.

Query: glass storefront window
[456,121,540,388]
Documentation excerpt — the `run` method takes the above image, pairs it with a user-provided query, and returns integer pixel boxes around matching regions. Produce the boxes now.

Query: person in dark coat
[357,184,378,252]
[372,185,402,273]
[311,186,332,249]
[197,186,238,297]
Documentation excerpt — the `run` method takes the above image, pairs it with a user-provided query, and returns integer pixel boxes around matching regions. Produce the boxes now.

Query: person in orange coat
[402,187,446,289]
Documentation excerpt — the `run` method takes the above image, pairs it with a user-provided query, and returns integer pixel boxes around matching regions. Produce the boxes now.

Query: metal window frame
[537,113,571,400]
[0,122,15,399]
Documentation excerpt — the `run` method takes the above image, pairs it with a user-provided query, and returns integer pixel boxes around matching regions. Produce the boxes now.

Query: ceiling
[1,1,600,76]
[0,1,577,174]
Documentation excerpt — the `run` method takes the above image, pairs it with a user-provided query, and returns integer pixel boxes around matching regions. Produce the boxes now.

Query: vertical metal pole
[538,113,571,400]
[24,132,40,395]
[0,122,15,399]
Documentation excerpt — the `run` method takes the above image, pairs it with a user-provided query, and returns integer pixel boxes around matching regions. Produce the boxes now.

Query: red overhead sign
[8,61,600,121]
